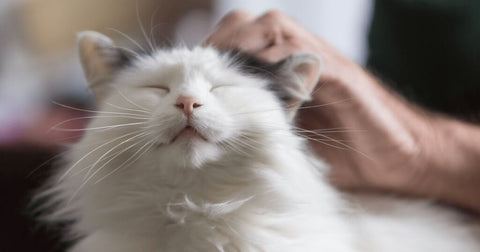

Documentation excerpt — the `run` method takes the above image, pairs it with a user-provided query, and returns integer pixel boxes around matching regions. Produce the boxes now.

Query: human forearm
[319,68,480,212]
[416,116,480,211]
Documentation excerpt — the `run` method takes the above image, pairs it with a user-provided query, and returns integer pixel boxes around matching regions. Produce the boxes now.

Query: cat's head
[77,31,321,169]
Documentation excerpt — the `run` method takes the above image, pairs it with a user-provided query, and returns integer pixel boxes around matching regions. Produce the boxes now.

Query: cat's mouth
[170,125,207,143]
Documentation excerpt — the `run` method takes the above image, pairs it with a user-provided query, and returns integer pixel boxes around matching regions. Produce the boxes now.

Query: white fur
[43,44,480,251]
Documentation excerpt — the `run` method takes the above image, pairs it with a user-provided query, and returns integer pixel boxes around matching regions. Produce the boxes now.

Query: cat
[38,31,480,252]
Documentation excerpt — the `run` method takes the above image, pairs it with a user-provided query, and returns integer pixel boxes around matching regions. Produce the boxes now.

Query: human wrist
[390,112,480,211]
[424,116,480,209]
[330,71,432,192]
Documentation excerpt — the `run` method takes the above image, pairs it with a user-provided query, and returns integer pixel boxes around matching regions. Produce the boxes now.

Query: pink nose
[175,96,202,116]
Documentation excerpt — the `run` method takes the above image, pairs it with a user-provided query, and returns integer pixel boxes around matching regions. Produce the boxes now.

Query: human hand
[205,10,361,84]
[205,10,429,190]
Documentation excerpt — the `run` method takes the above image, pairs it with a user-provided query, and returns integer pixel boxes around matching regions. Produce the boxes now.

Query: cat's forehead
[121,47,265,88]
[135,47,229,72]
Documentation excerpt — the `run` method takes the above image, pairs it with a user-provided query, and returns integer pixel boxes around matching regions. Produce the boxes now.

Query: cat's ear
[77,31,134,99]
[271,53,322,120]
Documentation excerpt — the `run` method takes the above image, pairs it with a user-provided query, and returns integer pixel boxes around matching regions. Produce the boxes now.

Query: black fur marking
[223,50,291,103]
[224,50,284,80]
[112,48,137,70]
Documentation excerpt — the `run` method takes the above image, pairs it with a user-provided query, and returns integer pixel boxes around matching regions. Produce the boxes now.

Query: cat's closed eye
[144,85,170,93]
[210,84,235,92]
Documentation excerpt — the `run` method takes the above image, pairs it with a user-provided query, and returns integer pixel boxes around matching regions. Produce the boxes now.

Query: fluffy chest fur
[69,137,354,251]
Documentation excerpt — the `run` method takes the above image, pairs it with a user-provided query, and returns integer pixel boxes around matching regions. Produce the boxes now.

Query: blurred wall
[213,0,373,64]
[21,0,212,56]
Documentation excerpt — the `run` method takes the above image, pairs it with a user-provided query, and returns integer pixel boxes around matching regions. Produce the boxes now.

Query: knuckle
[262,10,285,21]
[288,37,303,49]
[222,10,251,23]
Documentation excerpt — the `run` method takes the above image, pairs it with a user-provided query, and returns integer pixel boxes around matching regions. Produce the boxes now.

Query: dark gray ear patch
[77,31,136,99]
[226,50,285,79]
[98,46,133,70]
[227,51,322,120]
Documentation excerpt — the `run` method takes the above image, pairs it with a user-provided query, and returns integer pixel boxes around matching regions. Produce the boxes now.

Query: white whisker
[296,98,352,110]
[114,45,142,58]
[84,134,150,181]
[52,121,148,132]
[83,131,149,179]
[136,1,154,52]
[67,135,154,203]
[294,126,373,160]
[26,151,68,178]
[149,6,162,48]
[69,134,149,178]
[220,139,251,157]
[58,130,145,181]
[48,115,149,133]
[301,135,348,150]
[51,100,148,117]
[104,101,150,115]
[107,27,147,53]
[94,137,157,184]
[112,87,150,111]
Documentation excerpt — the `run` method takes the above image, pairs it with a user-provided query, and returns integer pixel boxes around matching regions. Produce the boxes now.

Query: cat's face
[103,48,287,167]
[77,31,321,169]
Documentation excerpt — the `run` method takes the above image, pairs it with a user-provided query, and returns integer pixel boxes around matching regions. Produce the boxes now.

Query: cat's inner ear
[272,53,322,120]
[77,31,133,98]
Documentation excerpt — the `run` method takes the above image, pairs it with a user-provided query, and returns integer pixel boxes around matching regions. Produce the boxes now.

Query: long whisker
[26,151,68,178]
[220,138,251,157]
[51,100,147,117]
[310,80,328,96]
[58,130,145,181]
[72,140,139,178]
[94,136,157,184]
[112,87,150,111]
[149,5,163,48]
[291,128,365,134]
[295,98,352,110]
[69,134,157,201]
[107,27,147,53]
[232,98,353,116]
[227,122,363,152]
[114,45,142,58]
[292,126,374,160]
[143,117,180,129]
[229,138,259,153]
[52,121,148,132]
[69,136,148,178]
[84,131,149,179]
[232,107,284,116]
[279,81,331,109]
[300,135,348,150]
[235,134,267,151]
[136,0,154,52]
[239,121,363,135]
[48,115,149,133]
[104,102,150,115]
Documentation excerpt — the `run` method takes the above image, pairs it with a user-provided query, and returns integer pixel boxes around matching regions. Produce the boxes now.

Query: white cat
[40,31,480,252]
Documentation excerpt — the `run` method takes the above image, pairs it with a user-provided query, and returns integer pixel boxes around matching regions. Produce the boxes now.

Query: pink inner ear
[294,61,321,92]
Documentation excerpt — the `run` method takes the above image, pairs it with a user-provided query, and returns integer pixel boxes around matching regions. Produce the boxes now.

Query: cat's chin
[156,138,222,169]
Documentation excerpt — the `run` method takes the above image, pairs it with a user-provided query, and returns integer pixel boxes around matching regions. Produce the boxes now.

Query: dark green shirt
[367,0,480,121]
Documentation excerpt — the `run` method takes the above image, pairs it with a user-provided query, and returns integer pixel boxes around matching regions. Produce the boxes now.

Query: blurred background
[1,0,478,251]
